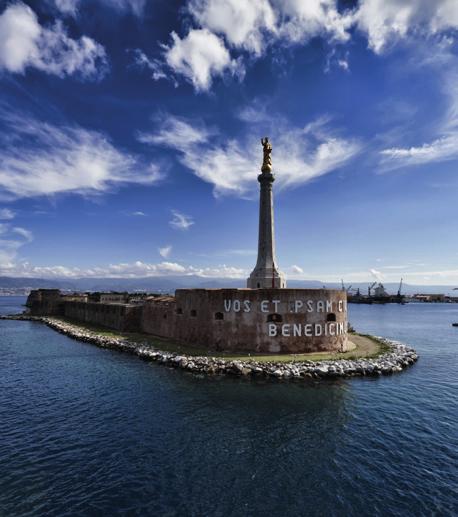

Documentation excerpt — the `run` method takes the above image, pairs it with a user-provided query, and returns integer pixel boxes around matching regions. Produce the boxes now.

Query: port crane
[341,280,353,293]
[368,282,377,296]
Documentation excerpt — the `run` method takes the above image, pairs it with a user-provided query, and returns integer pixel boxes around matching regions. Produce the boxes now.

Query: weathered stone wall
[140,296,177,336]
[141,288,348,354]
[26,289,64,316]
[27,288,348,354]
[64,301,142,332]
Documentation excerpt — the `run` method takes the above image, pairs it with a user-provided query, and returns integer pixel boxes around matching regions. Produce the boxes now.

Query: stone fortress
[28,139,349,354]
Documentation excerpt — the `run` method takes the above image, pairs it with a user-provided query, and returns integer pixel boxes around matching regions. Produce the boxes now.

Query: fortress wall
[26,289,64,316]
[63,301,142,332]
[140,299,177,337]
[168,289,349,354]
[26,288,349,354]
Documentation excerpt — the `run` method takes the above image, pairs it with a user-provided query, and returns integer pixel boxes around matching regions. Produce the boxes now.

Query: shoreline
[0,314,419,379]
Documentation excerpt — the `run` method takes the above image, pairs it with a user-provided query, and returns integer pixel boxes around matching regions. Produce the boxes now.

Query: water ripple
[0,298,457,516]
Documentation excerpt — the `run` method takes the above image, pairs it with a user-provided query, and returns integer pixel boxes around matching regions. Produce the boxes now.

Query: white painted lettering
[317,301,325,312]
[224,299,231,312]
[233,300,241,312]
[268,323,277,337]
[293,324,302,337]
[315,324,323,336]
[282,324,291,337]
[339,322,345,335]
[304,324,313,337]
[243,300,251,313]
[261,300,269,313]
[329,323,336,336]
[307,300,314,312]
[294,300,303,313]
[338,300,343,312]
[272,300,280,312]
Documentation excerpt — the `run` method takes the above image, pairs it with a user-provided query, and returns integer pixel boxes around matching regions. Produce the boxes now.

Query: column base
[247,267,286,289]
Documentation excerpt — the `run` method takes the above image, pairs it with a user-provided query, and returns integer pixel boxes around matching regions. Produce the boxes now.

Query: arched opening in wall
[327,313,336,322]
[176,308,183,315]
[190,310,197,317]
[214,312,224,320]
[267,313,282,323]
[257,283,260,288]
[163,313,167,319]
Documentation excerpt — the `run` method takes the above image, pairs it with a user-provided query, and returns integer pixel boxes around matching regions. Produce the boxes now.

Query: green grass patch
[51,317,387,363]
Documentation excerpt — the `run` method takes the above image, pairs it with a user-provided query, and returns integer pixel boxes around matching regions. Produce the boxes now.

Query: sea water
[0,297,457,516]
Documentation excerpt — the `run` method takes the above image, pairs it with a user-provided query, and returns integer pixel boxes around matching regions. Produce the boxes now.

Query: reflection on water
[0,297,457,516]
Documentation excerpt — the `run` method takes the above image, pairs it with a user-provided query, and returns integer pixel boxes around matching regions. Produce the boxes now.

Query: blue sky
[0,0,457,285]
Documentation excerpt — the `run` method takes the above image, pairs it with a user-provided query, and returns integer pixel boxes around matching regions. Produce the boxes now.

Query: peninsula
[8,138,418,378]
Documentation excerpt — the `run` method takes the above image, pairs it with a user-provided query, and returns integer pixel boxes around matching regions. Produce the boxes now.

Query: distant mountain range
[1,276,457,296]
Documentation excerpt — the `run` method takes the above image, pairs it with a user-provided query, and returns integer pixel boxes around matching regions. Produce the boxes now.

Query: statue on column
[261,137,272,173]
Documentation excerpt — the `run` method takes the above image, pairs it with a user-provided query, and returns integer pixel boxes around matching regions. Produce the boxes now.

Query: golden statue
[261,137,272,173]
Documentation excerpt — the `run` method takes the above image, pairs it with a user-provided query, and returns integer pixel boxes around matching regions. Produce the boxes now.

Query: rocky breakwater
[1,315,418,379]
[21,317,418,380]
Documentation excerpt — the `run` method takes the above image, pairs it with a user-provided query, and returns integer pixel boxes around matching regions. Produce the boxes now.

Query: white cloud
[380,64,458,170]
[147,0,458,91]
[130,48,166,81]
[13,227,33,242]
[142,113,360,197]
[131,211,146,216]
[102,0,145,15]
[369,268,384,282]
[0,2,108,79]
[0,222,33,268]
[163,28,243,91]
[291,264,304,274]
[236,101,270,123]
[274,0,353,44]
[0,111,163,199]
[140,115,211,148]
[157,0,352,89]
[0,208,15,220]
[158,245,172,258]
[54,0,146,16]
[188,0,276,55]
[169,210,194,230]
[0,259,247,279]
[356,0,458,54]
[54,0,79,15]
[381,134,458,167]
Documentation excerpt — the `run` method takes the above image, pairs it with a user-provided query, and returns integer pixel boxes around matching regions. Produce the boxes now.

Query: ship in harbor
[347,279,405,305]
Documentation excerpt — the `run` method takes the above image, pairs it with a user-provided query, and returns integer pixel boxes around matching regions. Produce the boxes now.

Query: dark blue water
[1,297,457,516]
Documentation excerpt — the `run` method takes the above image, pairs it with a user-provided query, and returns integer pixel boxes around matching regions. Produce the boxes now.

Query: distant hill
[0,276,457,295]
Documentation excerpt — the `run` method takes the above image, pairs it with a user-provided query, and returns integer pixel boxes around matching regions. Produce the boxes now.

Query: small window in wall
[257,283,261,288]
[214,312,224,320]
[267,313,282,323]
[327,313,336,322]
[176,308,183,315]
[163,313,167,319]
[190,309,197,317]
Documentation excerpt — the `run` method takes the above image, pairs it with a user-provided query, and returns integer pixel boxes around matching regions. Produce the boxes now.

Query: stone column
[247,138,286,289]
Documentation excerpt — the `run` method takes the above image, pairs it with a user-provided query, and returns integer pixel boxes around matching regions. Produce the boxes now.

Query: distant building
[413,294,446,303]
[88,292,128,304]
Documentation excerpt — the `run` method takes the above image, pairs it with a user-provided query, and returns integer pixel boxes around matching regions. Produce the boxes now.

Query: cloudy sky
[0,0,457,284]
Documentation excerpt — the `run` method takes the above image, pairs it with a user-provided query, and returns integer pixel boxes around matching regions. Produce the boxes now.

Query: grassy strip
[51,317,387,363]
